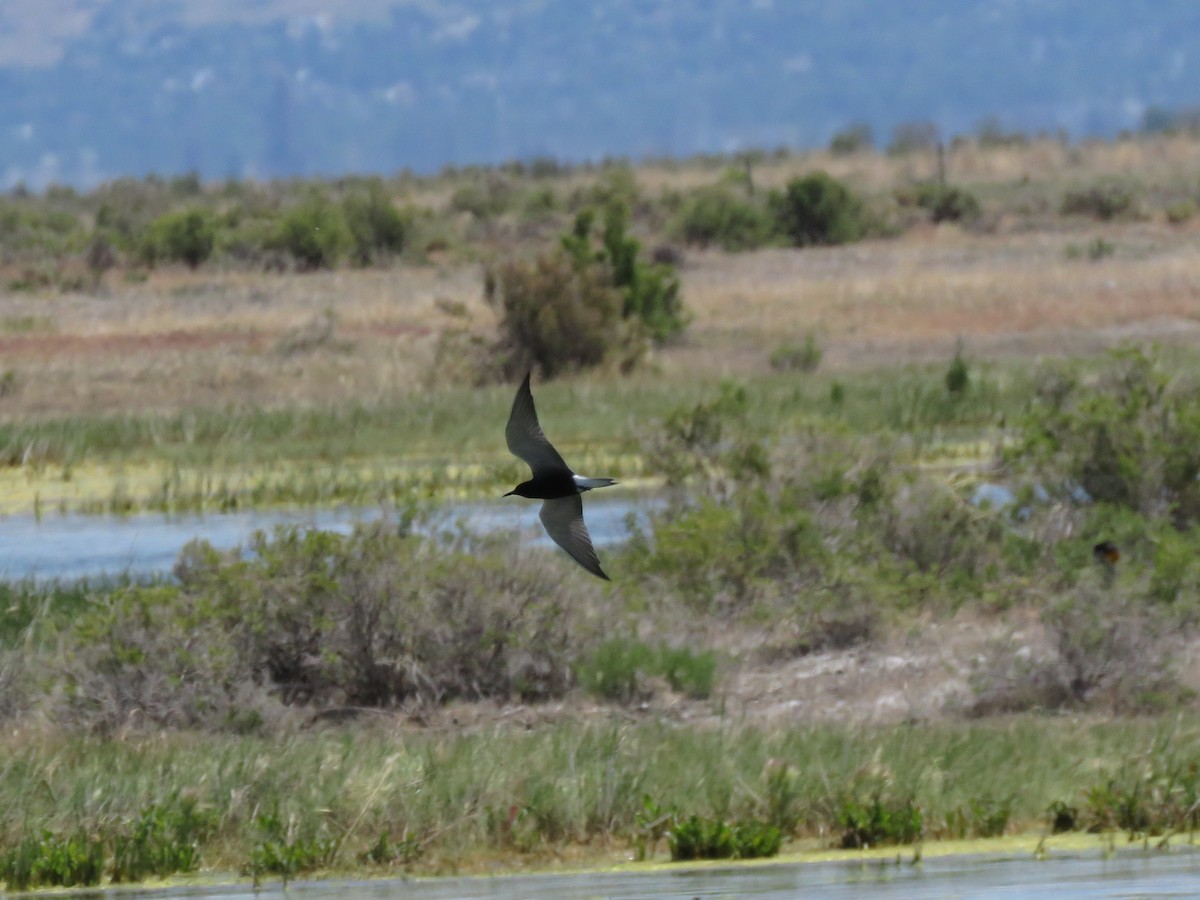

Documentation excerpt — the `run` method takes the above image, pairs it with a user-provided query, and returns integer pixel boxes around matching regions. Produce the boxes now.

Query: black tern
[504,371,617,580]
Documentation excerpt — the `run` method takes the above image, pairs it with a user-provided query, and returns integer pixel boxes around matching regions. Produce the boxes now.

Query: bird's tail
[574,476,618,491]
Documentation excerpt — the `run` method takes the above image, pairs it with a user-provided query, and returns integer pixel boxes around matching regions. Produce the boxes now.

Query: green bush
[599,202,688,342]
[485,249,630,378]
[0,830,105,890]
[770,333,822,372]
[945,344,970,394]
[486,203,687,376]
[829,123,874,156]
[769,172,868,247]
[57,524,584,730]
[668,815,782,861]
[670,185,773,251]
[1166,199,1196,224]
[342,182,411,265]
[837,793,922,848]
[449,174,516,220]
[142,207,218,268]
[575,638,717,703]
[910,182,981,223]
[273,194,350,270]
[1061,181,1138,220]
[1008,347,1200,526]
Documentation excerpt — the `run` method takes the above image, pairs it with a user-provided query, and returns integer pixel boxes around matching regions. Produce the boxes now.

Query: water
[0,493,655,582]
[51,849,1200,899]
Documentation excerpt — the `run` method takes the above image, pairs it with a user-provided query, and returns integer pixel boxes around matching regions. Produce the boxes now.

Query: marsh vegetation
[3,133,1200,887]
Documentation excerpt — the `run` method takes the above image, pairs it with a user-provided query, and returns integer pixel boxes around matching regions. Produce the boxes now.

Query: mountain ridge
[2,0,1198,188]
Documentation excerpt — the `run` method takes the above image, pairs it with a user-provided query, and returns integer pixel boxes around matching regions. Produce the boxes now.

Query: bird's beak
[502,489,516,497]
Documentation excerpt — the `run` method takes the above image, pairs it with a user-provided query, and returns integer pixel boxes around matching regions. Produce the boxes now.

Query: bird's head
[504,481,536,499]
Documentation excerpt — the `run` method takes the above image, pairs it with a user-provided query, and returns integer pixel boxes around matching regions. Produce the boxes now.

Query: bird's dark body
[508,473,582,500]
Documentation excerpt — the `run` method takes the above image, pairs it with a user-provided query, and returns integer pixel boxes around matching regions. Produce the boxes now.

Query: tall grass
[0,715,1197,883]
[0,358,1052,514]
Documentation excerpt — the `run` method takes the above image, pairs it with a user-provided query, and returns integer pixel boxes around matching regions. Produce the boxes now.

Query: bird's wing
[540,495,610,581]
[506,371,571,476]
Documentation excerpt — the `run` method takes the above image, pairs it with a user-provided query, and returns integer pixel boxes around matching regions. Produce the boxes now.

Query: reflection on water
[0,493,657,582]
[52,849,1200,899]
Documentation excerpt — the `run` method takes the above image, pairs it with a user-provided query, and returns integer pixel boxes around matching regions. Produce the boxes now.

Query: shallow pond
[50,848,1200,899]
[0,493,656,581]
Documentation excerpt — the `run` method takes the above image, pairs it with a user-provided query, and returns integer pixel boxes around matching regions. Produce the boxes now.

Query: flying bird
[504,371,617,580]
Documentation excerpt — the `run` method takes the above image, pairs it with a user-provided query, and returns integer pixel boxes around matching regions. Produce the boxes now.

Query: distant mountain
[2,0,1199,189]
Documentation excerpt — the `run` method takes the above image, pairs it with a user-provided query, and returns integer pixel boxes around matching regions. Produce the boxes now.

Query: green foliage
[670,185,773,251]
[600,202,688,343]
[945,344,970,394]
[485,249,629,378]
[449,174,515,220]
[142,207,218,268]
[1082,751,1200,835]
[58,524,582,730]
[273,194,351,270]
[908,182,981,223]
[0,200,86,261]
[342,182,411,265]
[668,815,782,861]
[1009,347,1200,527]
[249,809,336,885]
[1166,199,1196,224]
[1066,237,1115,260]
[1061,181,1138,220]
[1047,800,1079,833]
[486,202,686,376]
[109,794,214,882]
[770,333,822,372]
[769,171,868,247]
[575,638,717,702]
[829,122,874,156]
[836,793,923,848]
[0,830,105,890]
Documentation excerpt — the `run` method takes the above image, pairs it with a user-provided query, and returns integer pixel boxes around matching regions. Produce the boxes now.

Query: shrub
[668,815,782,861]
[837,793,922,848]
[485,250,629,379]
[945,343,970,394]
[769,333,822,372]
[1007,347,1200,526]
[910,182,981,223]
[575,638,717,703]
[486,204,686,376]
[341,183,410,265]
[1166,199,1196,224]
[273,194,350,270]
[769,172,868,247]
[1061,181,1138,220]
[56,524,585,730]
[599,202,688,343]
[448,174,515,219]
[829,123,874,156]
[670,185,773,251]
[142,207,218,268]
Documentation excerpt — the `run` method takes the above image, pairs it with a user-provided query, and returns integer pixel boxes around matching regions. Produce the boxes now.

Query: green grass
[0,357,1052,515]
[0,715,1197,884]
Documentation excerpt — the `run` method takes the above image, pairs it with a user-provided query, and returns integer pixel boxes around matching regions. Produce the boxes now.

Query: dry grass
[3,222,1200,418]
[3,137,1200,421]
